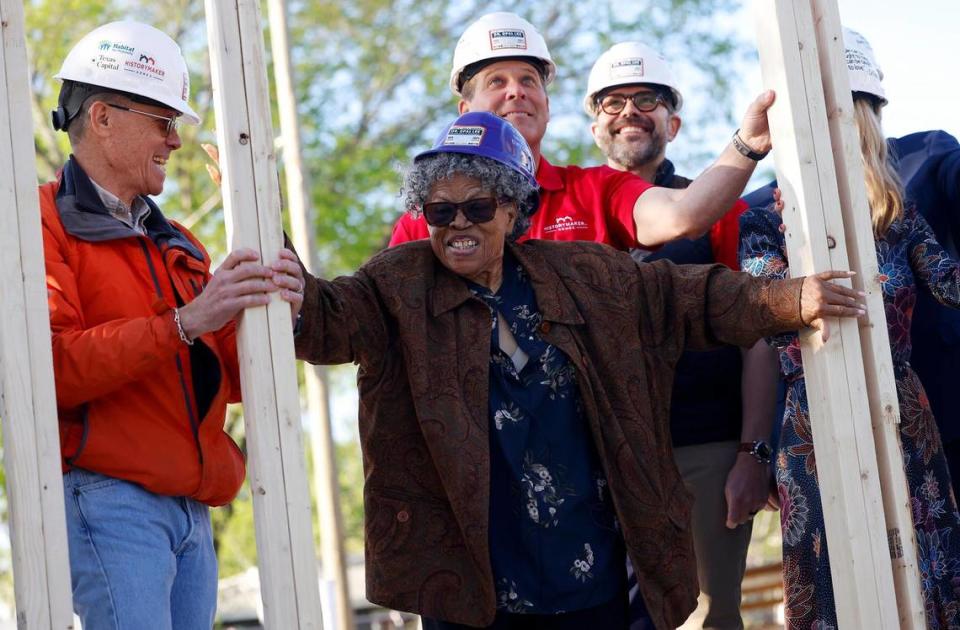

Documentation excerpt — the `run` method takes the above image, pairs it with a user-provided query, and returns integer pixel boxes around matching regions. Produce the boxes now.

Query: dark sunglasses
[421,197,508,227]
[106,103,180,137]
[597,91,669,115]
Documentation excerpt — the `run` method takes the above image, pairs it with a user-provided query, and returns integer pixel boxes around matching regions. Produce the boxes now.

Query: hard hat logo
[124,54,166,82]
[443,126,486,147]
[489,29,528,51]
[98,40,135,55]
[610,58,645,80]
[95,55,120,72]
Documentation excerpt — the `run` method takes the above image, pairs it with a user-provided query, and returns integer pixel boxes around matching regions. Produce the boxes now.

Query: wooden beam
[204,1,323,627]
[264,1,355,629]
[753,0,900,626]
[0,1,74,627]
[809,1,926,625]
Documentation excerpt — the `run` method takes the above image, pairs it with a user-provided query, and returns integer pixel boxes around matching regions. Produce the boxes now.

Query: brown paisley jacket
[294,238,803,629]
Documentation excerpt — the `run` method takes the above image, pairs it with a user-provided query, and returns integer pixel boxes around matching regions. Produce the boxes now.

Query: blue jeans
[63,469,217,630]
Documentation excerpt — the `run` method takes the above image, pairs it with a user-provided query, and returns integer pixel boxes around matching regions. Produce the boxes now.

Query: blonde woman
[739,28,960,629]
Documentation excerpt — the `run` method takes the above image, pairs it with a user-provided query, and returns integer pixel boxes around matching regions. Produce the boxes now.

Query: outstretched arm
[633,91,775,246]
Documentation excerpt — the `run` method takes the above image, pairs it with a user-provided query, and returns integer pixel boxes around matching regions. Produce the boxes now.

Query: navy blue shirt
[467,251,624,614]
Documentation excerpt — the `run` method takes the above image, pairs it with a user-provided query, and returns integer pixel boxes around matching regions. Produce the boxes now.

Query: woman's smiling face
[426,172,517,292]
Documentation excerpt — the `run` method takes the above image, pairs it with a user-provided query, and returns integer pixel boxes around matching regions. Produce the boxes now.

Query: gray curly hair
[402,153,538,241]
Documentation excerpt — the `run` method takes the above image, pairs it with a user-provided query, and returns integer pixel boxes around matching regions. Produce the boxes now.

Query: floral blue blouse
[467,251,624,615]
[740,204,960,629]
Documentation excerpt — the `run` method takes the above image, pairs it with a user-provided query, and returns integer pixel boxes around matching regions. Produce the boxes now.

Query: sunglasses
[421,197,508,227]
[597,91,669,115]
[107,103,180,137]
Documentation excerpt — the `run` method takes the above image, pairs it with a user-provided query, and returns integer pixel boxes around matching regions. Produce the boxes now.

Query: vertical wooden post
[809,0,926,625]
[0,1,74,627]
[752,0,904,627]
[264,1,355,629]
[205,1,323,627]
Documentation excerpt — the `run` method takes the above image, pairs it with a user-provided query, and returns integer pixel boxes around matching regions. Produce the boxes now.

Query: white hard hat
[449,12,556,96]
[584,42,683,115]
[55,21,200,125]
[843,27,886,105]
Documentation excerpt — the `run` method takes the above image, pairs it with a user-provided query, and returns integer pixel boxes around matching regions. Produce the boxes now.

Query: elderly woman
[288,111,862,630]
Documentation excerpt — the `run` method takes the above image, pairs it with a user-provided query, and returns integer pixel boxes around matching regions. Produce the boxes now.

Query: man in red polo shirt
[389,11,771,251]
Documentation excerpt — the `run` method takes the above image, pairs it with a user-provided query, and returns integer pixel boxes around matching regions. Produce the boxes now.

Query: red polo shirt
[388,155,745,269]
[389,157,653,250]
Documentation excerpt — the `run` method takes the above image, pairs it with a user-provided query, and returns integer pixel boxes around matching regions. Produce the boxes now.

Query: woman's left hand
[270,248,305,328]
[799,270,866,341]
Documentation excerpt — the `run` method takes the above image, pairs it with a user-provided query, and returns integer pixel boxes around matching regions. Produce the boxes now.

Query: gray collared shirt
[88,178,152,235]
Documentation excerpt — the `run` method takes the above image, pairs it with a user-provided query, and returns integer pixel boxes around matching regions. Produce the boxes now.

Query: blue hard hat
[415,111,538,190]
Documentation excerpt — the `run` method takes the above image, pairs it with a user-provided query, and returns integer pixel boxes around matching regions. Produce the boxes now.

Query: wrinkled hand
[202,143,221,186]
[799,270,866,341]
[725,455,772,528]
[178,248,276,340]
[270,248,305,327]
[738,90,776,156]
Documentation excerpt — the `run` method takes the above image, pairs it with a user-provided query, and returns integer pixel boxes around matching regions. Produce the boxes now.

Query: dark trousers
[421,591,630,629]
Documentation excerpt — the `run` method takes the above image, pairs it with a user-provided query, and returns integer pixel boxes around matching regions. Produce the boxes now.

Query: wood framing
[264,1,355,628]
[0,1,74,627]
[205,1,323,627]
[809,0,926,625]
[753,0,921,626]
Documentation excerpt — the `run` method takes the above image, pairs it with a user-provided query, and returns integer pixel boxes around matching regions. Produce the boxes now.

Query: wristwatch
[738,440,772,464]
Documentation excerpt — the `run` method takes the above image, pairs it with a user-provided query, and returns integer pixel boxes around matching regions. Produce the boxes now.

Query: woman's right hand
[799,270,866,341]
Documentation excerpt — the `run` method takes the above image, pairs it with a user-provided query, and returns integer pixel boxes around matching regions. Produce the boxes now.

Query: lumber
[0,1,74,627]
[264,1,355,628]
[204,0,323,627]
[753,0,900,626]
[809,1,926,625]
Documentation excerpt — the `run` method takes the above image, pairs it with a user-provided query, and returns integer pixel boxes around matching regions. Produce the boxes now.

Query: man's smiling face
[460,59,550,152]
[590,85,680,173]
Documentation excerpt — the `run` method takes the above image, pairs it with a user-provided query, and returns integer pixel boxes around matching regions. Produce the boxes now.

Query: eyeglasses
[106,103,180,137]
[597,91,669,115]
[421,197,507,227]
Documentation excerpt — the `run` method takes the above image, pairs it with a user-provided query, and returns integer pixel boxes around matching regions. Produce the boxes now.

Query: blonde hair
[854,96,903,237]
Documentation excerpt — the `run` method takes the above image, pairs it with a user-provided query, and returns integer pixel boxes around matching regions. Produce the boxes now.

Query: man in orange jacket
[44,22,303,629]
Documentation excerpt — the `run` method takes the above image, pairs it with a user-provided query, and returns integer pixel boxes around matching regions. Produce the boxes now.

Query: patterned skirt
[777,371,960,629]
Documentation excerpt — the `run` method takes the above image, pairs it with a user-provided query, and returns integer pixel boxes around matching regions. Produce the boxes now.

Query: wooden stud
[264,1,355,628]
[204,1,323,627]
[753,0,900,626]
[0,1,74,627]
[809,1,926,625]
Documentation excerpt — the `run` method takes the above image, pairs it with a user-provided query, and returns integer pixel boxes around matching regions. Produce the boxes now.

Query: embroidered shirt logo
[543,215,589,234]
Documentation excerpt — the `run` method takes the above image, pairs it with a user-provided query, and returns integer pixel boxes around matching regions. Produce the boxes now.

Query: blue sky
[732,0,959,139]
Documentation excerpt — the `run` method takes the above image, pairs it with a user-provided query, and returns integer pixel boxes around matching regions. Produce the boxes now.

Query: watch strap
[732,128,770,161]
